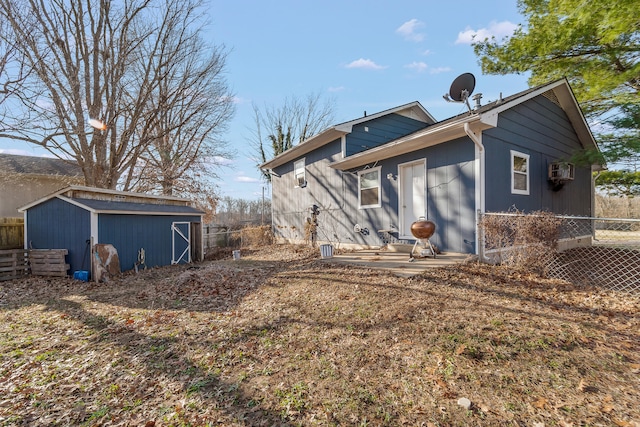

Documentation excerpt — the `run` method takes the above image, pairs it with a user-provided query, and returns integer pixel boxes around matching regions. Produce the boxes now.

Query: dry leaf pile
[0,244,638,426]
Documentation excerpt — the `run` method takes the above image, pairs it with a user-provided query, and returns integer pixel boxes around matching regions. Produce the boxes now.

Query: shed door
[172,222,191,264]
[399,159,426,238]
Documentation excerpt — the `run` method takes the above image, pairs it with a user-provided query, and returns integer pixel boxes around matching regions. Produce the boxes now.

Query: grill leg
[409,239,421,261]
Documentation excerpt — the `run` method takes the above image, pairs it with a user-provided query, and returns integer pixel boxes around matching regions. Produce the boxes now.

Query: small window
[511,150,529,195]
[358,167,381,208]
[294,159,306,188]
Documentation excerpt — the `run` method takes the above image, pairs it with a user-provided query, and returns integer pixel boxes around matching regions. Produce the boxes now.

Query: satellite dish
[448,73,475,102]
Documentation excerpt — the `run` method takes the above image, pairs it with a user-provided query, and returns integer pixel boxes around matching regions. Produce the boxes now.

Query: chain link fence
[479,212,640,294]
[203,226,274,252]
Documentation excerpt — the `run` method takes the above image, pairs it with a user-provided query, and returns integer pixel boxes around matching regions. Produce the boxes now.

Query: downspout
[464,122,485,258]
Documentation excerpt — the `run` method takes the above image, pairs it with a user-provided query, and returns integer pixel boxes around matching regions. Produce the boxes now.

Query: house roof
[0,153,83,177]
[329,79,601,171]
[259,101,436,171]
[19,185,204,216]
[259,79,601,172]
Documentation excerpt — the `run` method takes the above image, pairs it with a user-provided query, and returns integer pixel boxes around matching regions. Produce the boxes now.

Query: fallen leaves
[0,244,638,426]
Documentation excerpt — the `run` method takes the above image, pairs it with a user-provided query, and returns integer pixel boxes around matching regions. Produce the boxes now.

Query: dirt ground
[1,244,639,426]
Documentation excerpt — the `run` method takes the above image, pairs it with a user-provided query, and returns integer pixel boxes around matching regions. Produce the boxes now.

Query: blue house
[260,79,602,254]
[19,186,204,277]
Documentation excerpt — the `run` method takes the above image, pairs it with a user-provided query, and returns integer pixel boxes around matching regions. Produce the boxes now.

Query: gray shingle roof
[72,198,204,215]
[0,153,83,176]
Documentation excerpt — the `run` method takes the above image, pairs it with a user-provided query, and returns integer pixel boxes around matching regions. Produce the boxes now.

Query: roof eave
[330,115,487,171]
[259,128,348,170]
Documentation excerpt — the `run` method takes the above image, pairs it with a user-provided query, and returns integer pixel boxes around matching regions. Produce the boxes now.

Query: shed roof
[0,153,82,177]
[67,198,204,215]
[19,185,204,216]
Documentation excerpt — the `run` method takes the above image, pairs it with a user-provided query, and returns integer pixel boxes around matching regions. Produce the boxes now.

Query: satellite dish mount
[443,73,476,113]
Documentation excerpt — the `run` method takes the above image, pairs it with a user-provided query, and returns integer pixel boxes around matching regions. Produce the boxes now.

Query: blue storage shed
[19,186,204,278]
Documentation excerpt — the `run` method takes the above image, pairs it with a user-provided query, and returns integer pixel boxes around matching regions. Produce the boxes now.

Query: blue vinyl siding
[99,214,200,270]
[268,88,595,256]
[271,135,477,253]
[484,94,592,215]
[345,114,429,156]
[26,198,91,274]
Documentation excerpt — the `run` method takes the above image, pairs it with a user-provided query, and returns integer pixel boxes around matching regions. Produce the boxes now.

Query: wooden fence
[0,249,69,281]
[0,218,23,250]
[0,249,28,281]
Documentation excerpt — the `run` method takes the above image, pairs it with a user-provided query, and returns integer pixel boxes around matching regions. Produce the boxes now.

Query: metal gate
[171,222,191,264]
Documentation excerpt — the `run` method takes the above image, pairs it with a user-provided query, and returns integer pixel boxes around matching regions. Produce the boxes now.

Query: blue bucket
[73,270,89,281]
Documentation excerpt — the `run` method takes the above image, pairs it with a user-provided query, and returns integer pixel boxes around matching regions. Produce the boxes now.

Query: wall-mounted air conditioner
[548,162,575,182]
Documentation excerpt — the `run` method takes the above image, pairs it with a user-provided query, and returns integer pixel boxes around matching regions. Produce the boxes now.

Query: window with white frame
[358,167,381,208]
[294,159,306,187]
[511,150,529,195]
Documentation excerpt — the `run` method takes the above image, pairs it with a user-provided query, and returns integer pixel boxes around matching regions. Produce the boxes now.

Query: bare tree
[0,0,234,192]
[122,1,235,196]
[0,14,29,131]
[251,92,335,181]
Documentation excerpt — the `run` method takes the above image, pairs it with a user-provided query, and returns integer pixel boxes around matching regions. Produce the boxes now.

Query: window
[294,159,306,187]
[511,150,529,195]
[358,167,381,208]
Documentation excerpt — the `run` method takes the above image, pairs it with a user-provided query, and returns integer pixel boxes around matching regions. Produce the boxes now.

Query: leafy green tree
[473,0,639,118]
[596,170,640,196]
[473,0,640,186]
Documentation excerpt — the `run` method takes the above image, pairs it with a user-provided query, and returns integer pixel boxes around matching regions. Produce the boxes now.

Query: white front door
[399,159,426,238]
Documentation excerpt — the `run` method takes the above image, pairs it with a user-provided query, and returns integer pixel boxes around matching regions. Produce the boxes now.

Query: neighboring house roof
[260,79,601,172]
[19,185,204,216]
[0,153,83,177]
[260,101,436,170]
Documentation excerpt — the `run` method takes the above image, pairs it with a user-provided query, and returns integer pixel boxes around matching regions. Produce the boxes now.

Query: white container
[320,244,334,259]
[232,250,241,260]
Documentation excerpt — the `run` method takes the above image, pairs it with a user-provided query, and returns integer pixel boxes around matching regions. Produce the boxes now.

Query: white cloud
[235,175,260,183]
[209,155,234,166]
[455,20,518,45]
[328,86,346,93]
[345,58,386,70]
[421,49,432,56]
[396,19,426,42]
[429,66,451,75]
[404,61,428,73]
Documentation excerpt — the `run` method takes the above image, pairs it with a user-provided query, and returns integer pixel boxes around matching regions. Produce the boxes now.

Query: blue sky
[0,0,531,201]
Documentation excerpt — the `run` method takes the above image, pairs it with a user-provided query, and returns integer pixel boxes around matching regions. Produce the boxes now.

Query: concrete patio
[322,248,474,278]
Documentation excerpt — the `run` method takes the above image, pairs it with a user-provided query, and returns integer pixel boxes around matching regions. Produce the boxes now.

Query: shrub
[240,225,274,247]
[480,210,562,276]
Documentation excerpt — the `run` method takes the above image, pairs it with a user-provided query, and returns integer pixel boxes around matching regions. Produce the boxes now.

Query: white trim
[511,150,530,195]
[398,159,427,239]
[475,142,485,255]
[293,158,306,188]
[171,221,192,264]
[90,212,99,244]
[358,166,382,209]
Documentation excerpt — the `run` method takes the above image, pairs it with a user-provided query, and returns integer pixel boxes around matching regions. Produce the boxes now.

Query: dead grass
[0,244,638,426]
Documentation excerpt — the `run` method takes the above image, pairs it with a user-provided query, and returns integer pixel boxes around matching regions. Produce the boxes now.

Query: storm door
[399,159,426,238]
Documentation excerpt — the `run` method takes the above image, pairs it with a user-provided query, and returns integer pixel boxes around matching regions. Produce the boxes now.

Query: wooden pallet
[0,249,29,281]
[29,249,69,277]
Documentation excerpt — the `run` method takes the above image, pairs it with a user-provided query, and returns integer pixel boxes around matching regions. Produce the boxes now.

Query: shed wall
[98,214,201,271]
[25,198,91,274]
